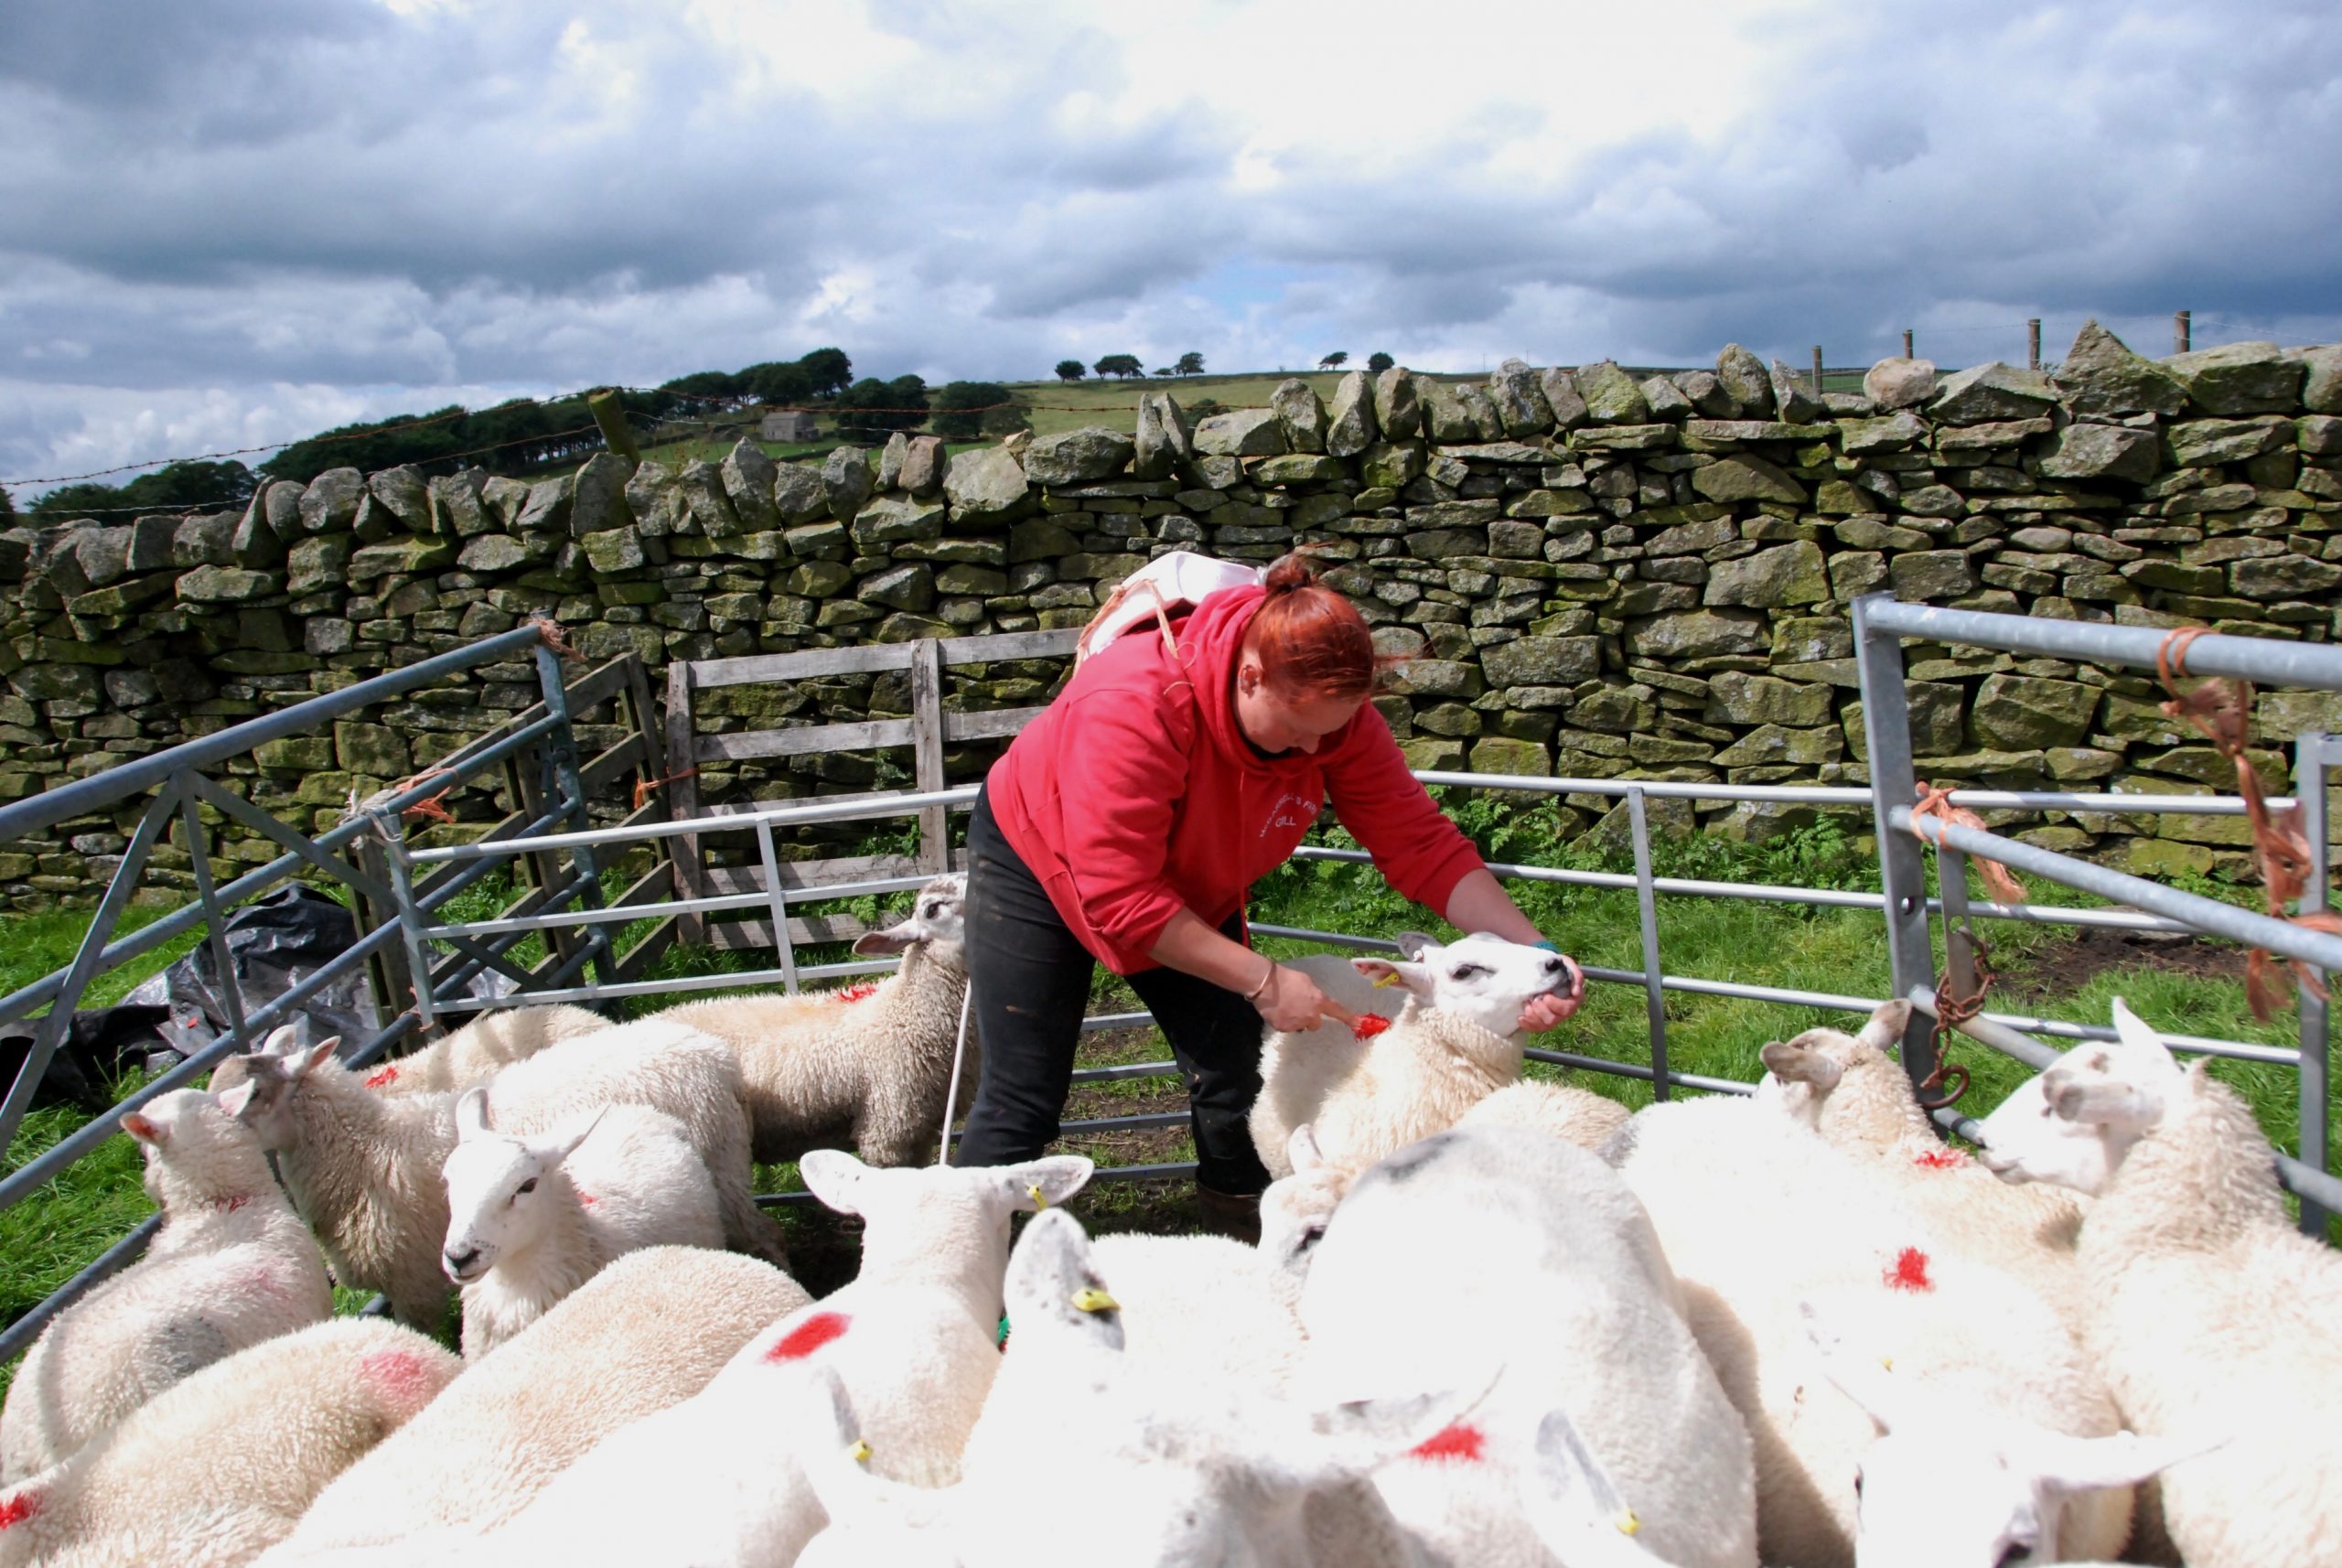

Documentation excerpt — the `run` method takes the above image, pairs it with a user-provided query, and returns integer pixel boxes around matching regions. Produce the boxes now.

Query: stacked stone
[5,324,2341,905]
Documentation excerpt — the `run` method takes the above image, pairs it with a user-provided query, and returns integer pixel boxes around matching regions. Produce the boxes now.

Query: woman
[956,552,1584,1233]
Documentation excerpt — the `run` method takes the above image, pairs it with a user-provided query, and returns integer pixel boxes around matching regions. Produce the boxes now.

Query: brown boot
[1194,1183,1262,1246]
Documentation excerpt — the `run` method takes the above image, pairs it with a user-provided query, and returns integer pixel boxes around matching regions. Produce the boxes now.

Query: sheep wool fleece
[983,584,1483,974]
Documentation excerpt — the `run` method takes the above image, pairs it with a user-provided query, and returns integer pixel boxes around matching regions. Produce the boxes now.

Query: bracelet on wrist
[1241,957,1277,1002]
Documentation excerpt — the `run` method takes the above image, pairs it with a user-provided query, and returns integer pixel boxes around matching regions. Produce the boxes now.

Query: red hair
[1251,553,1379,702]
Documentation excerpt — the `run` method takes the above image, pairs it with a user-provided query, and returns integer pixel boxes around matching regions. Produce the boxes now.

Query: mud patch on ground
[1996,925,2248,1002]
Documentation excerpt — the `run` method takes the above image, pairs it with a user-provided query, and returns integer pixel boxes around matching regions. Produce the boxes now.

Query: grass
[1,807,2331,1400]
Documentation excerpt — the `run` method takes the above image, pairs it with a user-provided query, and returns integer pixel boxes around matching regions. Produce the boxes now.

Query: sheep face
[219,1036,343,1152]
[119,1087,258,1208]
[1973,998,2178,1197]
[438,1088,597,1283]
[852,873,967,958]
[1259,1125,1347,1283]
[1805,1301,2208,1568]
[798,1146,1092,1256]
[1757,999,1912,1130]
[1350,931,1578,1040]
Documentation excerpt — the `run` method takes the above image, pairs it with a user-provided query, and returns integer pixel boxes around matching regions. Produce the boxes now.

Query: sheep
[801,1208,1477,1568]
[654,873,973,1165]
[1802,1301,2216,1568]
[224,1015,786,1327]
[1759,999,2088,1329]
[1615,1085,2133,1568]
[1971,997,2342,1568]
[1087,1230,1305,1393]
[0,1317,457,1568]
[1251,931,1585,1178]
[1298,1124,1759,1568]
[1259,1124,1351,1287]
[425,1151,1095,1567]
[0,1084,331,1482]
[438,1086,725,1357]
[260,1245,808,1559]
[360,1003,610,1096]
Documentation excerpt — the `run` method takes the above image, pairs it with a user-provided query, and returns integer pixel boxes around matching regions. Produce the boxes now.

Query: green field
[2,808,2326,1397]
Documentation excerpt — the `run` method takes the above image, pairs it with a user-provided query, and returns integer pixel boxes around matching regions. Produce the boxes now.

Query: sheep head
[437,1088,601,1283]
[1973,997,2180,1197]
[1757,999,1914,1133]
[852,873,967,958]
[216,1033,343,1151]
[1349,931,1579,1041]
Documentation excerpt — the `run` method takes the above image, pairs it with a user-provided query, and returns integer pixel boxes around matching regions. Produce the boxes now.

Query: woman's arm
[1148,909,1354,1033]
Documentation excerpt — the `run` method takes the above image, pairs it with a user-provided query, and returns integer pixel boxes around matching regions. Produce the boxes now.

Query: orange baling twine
[2155,626,2342,1018]
[634,768,698,811]
[1903,782,2023,1111]
[1073,577,1185,671]
[1909,783,2028,906]
[387,768,457,824]
[526,615,584,661]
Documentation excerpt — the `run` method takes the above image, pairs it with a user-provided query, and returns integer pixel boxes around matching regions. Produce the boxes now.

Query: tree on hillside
[1176,351,1205,376]
[1152,367,1174,379]
[1367,351,1395,374]
[1186,397,1228,422]
[738,360,815,406]
[1094,354,1144,380]
[660,369,744,405]
[1055,360,1087,382]
[0,487,14,521]
[931,381,1016,440]
[1318,351,1348,371]
[797,348,854,398]
[833,374,930,435]
[31,459,257,522]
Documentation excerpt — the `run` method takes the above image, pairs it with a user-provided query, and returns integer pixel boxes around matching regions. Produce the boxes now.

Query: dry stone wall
[7,321,2342,905]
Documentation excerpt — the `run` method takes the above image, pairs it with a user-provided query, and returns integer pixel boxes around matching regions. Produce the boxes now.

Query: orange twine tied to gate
[526,615,584,661]
[2154,626,2342,1018]
[1908,783,2027,906]
[387,768,457,824]
[633,768,698,811]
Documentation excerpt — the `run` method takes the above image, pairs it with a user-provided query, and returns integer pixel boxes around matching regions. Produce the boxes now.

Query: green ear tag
[996,1314,1011,1347]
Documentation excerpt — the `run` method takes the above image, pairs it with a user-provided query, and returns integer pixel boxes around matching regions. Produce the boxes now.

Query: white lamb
[358,1003,610,1096]
[1803,1301,2216,1568]
[1972,997,2342,1568]
[1759,999,2089,1329]
[260,1246,808,1559]
[798,1207,1478,1567]
[1616,1083,2133,1568]
[425,1151,1094,1567]
[0,1317,457,1568]
[224,1016,785,1326]
[438,1087,725,1357]
[1087,1230,1305,1394]
[1250,932,1588,1177]
[655,874,973,1165]
[0,1085,331,1482]
[1298,1124,1758,1568]
[1259,1125,1350,1287]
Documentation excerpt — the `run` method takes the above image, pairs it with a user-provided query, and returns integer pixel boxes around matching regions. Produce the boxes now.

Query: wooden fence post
[909,639,948,875]
[1902,328,1915,359]
[1810,345,1824,392]
[2175,310,2192,354]
[586,389,641,470]
[2028,318,2042,371]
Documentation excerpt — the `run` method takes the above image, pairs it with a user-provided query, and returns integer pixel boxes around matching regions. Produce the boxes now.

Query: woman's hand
[1254,962,1357,1034]
[1519,953,1585,1033]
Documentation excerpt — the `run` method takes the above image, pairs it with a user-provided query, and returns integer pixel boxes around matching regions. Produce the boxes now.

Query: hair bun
[1262,553,1316,596]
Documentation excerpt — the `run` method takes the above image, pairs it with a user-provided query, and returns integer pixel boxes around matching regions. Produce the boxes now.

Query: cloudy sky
[5,0,2340,498]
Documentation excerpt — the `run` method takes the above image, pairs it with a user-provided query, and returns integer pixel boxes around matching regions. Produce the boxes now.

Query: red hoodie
[984,584,1486,974]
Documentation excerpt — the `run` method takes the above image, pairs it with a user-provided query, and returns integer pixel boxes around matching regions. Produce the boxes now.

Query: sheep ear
[1531,1404,1641,1545]
[852,917,918,957]
[1288,1123,1326,1173]
[798,1149,869,1217]
[997,1155,1093,1212]
[2051,1079,2145,1125]
[1758,1039,1842,1090]
[455,1088,493,1140]
[1855,999,1912,1052]
[121,1111,166,1146]
[260,1024,305,1058]
[2025,1425,2231,1494]
[1802,1300,1906,1434]
[2110,998,2179,1071]
[1351,958,1432,997]
[213,1081,256,1119]
[543,1107,606,1165]
[1284,1364,1500,1483]
[1392,931,1440,961]
[1002,1208,1123,1353]
[290,1038,340,1078]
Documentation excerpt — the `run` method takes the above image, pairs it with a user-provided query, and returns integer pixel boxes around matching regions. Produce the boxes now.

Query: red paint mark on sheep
[578,1192,598,1208]
[1885,1247,1934,1292]
[832,983,880,1004]
[0,1490,38,1530]
[767,1311,852,1362]
[1409,1423,1486,1464]
[363,1065,400,1090]
[1912,1147,1967,1170]
[209,1194,252,1212]
[360,1349,440,1412]
[1352,1013,1391,1040]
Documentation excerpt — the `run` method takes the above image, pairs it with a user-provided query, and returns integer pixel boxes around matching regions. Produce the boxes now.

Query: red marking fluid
[1352,1013,1392,1040]
[209,1194,252,1213]
[578,1192,599,1208]
[360,1349,439,1412]
[832,983,880,1004]
[1410,1422,1486,1463]
[0,1489,37,1530]
[363,1066,400,1090]
[1913,1147,1967,1170]
[767,1311,851,1362]
[1885,1247,1934,1293]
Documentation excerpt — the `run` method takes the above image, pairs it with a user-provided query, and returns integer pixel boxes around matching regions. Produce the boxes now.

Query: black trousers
[954,788,1273,1196]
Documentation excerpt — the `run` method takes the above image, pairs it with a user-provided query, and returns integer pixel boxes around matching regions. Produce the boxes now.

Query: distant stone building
[760,411,818,442]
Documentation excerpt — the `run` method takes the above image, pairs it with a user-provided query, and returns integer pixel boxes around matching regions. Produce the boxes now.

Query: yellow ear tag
[848,1440,872,1464]
[1615,1509,1641,1537]
[1372,972,1401,989]
[1072,1286,1119,1314]
[1027,1184,1047,1210]
[1881,1356,1894,1372]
